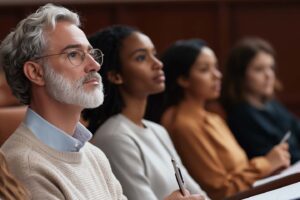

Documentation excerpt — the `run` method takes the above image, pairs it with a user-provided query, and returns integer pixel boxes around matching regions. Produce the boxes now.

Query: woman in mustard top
[160,39,291,200]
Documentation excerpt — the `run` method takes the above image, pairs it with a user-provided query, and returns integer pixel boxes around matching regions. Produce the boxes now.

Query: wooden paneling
[113,2,219,52]
[68,4,115,35]
[0,0,300,115]
[0,7,23,40]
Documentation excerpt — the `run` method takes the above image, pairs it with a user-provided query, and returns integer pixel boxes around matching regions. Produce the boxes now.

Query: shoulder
[92,116,141,154]
[206,111,226,122]
[173,113,201,133]
[96,114,142,135]
[82,142,115,172]
[270,99,290,112]
[226,102,257,123]
[84,142,108,159]
[2,124,37,161]
[93,115,133,142]
[1,129,53,181]
[95,115,125,135]
[143,119,167,133]
[143,119,171,141]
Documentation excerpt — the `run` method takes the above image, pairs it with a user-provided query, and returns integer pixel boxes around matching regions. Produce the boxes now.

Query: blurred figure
[0,150,29,199]
[0,72,26,145]
[160,39,290,200]
[83,25,208,200]
[221,37,300,164]
[0,4,126,199]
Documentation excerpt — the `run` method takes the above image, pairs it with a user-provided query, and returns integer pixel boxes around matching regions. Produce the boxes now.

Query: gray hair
[0,3,80,105]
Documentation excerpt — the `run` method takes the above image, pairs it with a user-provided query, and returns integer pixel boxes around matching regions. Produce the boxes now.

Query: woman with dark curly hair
[83,25,208,200]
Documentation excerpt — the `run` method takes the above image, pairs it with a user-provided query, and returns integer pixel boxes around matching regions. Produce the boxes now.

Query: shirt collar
[24,108,92,152]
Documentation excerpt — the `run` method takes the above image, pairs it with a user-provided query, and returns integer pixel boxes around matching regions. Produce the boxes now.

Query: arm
[227,109,275,159]
[155,125,210,199]
[165,190,205,200]
[279,102,300,142]
[96,133,205,200]
[90,146,128,200]
[95,133,159,200]
[171,119,272,199]
[27,174,66,200]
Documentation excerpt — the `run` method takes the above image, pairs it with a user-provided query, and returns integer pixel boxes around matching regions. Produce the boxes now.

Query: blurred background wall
[0,0,299,116]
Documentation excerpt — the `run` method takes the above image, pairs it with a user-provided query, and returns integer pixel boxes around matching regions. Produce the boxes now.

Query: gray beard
[43,64,104,108]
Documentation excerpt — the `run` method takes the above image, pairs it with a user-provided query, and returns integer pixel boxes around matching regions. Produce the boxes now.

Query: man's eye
[68,51,80,58]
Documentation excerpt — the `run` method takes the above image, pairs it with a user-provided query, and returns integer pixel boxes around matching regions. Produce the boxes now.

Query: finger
[183,189,190,196]
[189,194,205,200]
[282,143,289,149]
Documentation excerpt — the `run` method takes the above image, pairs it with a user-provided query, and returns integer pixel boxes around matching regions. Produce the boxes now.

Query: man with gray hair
[0,4,126,200]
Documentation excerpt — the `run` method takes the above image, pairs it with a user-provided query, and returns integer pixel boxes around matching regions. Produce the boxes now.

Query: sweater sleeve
[95,133,159,200]
[27,173,66,200]
[170,119,272,200]
[2,141,67,200]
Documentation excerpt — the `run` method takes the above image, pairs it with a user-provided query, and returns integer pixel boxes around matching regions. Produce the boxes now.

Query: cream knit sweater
[1,123,127,200]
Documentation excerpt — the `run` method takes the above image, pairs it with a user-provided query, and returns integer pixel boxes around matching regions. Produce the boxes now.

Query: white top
[1,123,127,200]
[93,114,209,200]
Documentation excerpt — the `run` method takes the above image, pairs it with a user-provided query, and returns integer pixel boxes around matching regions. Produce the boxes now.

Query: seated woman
[0,150,29,199]
[83,25,208,200]
[221,37,300,164]
[160,39,291,200]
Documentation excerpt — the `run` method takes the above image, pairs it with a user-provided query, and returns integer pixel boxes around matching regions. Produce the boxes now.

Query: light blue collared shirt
[24,108,92,152]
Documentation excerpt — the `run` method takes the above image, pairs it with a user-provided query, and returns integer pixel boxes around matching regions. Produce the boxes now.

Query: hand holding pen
[167,158,206,200]
[171,158,186,196]
[265,132,291,173]
[165,190,205,200]
[280,131,291,144]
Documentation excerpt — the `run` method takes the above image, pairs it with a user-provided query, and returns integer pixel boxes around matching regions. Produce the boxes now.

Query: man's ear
[177,76,189,89]
[23,61,45,86]
[107,70,123,85]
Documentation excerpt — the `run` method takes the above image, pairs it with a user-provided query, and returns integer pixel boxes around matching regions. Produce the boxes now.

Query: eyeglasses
[33,48,104,67]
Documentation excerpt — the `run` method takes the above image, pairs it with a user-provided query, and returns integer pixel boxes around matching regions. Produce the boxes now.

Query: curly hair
[0,3,80,105]
[82,25,139,133]
[0,150,30,200]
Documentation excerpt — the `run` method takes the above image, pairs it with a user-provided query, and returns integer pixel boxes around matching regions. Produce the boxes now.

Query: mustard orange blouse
[161,100,272,200]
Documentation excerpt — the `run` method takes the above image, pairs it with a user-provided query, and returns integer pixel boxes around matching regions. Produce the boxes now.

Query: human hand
[266,143,291,173]
[164,190,206,200]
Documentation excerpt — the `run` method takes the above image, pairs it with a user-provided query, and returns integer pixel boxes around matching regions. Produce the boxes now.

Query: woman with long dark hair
[83,25,208,200]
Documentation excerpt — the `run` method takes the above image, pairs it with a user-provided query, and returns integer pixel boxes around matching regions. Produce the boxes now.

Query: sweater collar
[24,108,92,152]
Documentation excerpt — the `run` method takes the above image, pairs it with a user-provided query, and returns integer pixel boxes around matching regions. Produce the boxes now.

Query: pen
[171,158,186,196]
[280,131,291,144]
